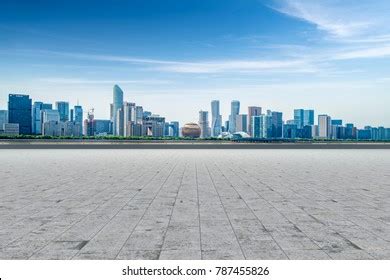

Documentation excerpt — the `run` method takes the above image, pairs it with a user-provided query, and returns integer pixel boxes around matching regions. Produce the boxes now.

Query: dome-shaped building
[232,131,250,139]
[181,123,201,138]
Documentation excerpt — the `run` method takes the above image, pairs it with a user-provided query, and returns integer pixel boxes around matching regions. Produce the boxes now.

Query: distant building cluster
[197,100,390,141]
[1,86,389,141]
[0,85,179,138]
[84,85,179,137]
[0,94,83,137]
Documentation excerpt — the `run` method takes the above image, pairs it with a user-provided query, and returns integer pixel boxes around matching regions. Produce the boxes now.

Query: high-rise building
[228,100,240,133]
[70,109,74,122]
[345,123,357,139]
[294,109,304,129]
[198,110,210,138]
[135,106,143,124]
[55,101,69,122]
[330,119,343,140]
[32,102,52,134]
[0,110,8,130]
[235,114,248,133]
[8,94,32,135]
[211,100,222,137]
[73,105,83,135]
[303,110,314,126]
[318,114,331,138]
[123,102,136,136]
[32,102,43,134]
[248,106,261,136]
[252,114,272,138]
[271,111,283,138]
[295,109,314,129]
[112,84,124,136]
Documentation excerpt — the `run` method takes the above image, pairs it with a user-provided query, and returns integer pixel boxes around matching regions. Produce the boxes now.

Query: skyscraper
[252,114,272,138]
[303,110,314,126]
[248,106,262,136]
[135,106,143,124]
[294,109,304,129]
[229,100,240,133]
[55,101,69,122]
[318,114,331,138]
[123,102,136,136]
[8,94,32,135]
[235,114,248,133]
[32,102,43,134]
[271,111,283,138]
[198,110,210,138]
[345,123,357,139]
[211,100,222,137]
[74,105,83,135]
[32,102,52,134]
[112,84,124,136]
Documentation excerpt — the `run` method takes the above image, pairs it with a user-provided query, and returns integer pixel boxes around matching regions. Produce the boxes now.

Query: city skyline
[1,85,389,141]
[0,0,390,127]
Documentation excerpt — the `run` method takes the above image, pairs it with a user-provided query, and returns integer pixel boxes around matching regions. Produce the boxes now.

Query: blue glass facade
[271,111,283,138]
[8,94,32,135]
[56,101,69,122]
[303,110,314,126]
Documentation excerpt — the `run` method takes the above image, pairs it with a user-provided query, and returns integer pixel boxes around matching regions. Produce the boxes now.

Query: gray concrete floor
[0,149,389,260]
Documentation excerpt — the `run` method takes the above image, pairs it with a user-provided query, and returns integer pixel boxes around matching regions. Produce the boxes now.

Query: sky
[0,0,389,127]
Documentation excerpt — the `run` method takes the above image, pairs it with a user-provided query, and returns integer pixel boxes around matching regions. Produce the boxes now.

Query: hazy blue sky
[0,0,389,127]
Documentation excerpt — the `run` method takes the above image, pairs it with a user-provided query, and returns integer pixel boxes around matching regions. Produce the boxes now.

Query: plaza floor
[0,149,389,260]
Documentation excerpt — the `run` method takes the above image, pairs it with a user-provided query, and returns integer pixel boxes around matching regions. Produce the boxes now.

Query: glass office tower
[8,94,32,135]
[113,85,124,136]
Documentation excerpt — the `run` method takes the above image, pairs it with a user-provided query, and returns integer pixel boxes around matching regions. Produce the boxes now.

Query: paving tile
[1,149,389,260]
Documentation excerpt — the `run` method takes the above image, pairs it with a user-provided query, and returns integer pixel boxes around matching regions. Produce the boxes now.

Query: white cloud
[154,59,314,73]
[268,0,382,38]
[332,45,390,60]
[36,78,172,85]
[27,50,316,74]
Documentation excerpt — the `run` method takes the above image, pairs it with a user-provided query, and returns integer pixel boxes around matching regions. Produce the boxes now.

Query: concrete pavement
[0,149,389,259]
